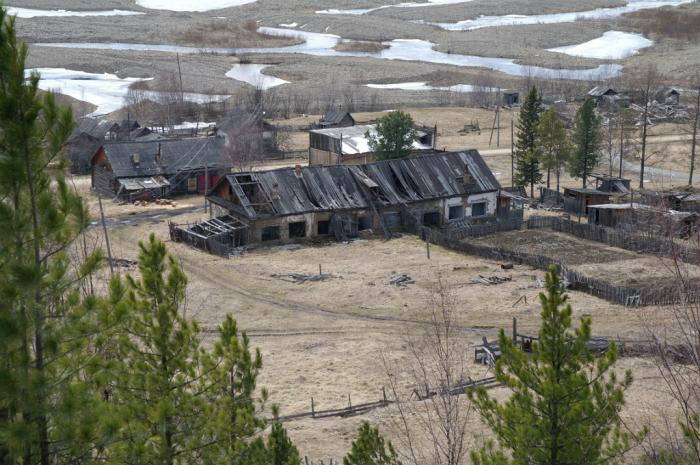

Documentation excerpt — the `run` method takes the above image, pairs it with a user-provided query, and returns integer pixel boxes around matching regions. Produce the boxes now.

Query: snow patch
[225,64,289,89]
[548,31,653,60]
[134,0,257,12]
[278,22,298,28]
[7,7,142,18]
[317,0,474,15]
[366,82,499,92]
[432,0,693,30]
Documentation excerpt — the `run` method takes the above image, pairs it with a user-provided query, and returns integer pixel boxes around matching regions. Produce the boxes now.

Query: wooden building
[319,111,355,128]
[638,189,700,213]
[91,137,231,201]
[204,150,505,245]
[563,188,614,215]
[502,91,520,106]
[308,124,437,166]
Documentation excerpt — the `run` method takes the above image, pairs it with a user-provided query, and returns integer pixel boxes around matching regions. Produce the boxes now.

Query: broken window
[289,221,306,239]
[423,211,441,226]
[261,226,280,241]
[448,205,464,220]
[358,216,373,231]
[471,202,487,217]
[317,220,331,235]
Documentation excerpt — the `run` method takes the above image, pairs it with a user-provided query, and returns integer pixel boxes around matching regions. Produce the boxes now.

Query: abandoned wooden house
[201,150,505,246]
[563,188,616,215]
[66,117,117,174]
[308,124,437,166]
[319,111,355,128]
[91,136,231,201]
[587,203,653,228]
[587,86,618,102]
[588,202,699,237]
[591,174,631,194]
[655,87,681,106]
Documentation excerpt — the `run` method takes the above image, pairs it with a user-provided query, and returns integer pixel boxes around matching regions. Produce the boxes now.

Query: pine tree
[204,314,269,464]
[569,98,602,188]
[343,422,402,465]
[470,266,639,465]
[109,234,210,465]
[0,7,109,465]
[537,108,571,195]
[266,422,301,465]
[515,86,544,197]
[367,111,416,160]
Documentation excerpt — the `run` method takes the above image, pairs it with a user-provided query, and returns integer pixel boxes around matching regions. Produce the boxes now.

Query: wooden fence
[526,216,700,264]
[443,210,524,241]
[426,227,700,307]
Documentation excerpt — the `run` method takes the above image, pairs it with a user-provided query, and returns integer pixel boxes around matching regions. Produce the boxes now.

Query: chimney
[294,164,302,177]
[463,166,473,186]
[155,142,161,163]
[131,153,140,166]
[271,182,280,200]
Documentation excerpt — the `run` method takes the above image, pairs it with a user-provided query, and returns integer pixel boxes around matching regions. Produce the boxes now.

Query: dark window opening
[289,221,306,239]
[261,226,280,241]
[358,216,373,231]
[383,212,401,229]
[317,220,331,235]
[448,205,464,220]
[471,202,487,217]
[423,211,441,226]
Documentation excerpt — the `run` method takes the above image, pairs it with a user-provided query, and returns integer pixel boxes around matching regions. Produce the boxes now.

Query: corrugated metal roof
[103,137,230,178]
[321,111,353,125]
[310,124,431,155]
[213,150,500,219]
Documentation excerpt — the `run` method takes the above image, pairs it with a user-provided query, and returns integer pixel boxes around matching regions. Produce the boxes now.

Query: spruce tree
[569,98,602,188]
[0,7,109,465]
[367,111,416,160]
[266,422,301,465]
[343,422,402,465]
[470,266,638,465]
[514,86,544,197]
[537,108,571,195]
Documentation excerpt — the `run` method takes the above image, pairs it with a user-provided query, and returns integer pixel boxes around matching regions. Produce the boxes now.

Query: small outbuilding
[591,174,631,194]
[319,111,355,128]
[502,90,520,106]
[563,187,614,215]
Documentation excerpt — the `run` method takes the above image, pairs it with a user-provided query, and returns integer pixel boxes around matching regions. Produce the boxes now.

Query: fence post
[382,386,387,404]
[311,397,315,418]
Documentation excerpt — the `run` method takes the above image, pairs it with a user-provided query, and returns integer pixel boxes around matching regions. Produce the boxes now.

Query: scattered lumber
[271,272,334,284]
[475,275,512,285]
[390,274,415,286]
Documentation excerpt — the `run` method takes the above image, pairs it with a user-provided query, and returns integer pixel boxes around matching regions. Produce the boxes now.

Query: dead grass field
[74,184,687,459]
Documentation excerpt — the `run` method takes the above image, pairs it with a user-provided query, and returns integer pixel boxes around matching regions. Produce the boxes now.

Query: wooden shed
[563,188,613,215]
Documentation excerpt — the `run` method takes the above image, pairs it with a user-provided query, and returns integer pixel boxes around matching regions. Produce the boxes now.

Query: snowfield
[317,0,473,16]
[225,64,289,89]
[548,31,653,59]
[134,0,257,12]
[8,7,142,18]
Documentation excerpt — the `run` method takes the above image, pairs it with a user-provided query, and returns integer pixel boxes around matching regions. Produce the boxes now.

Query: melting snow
[366,82,499,92]
[548,31,653,59]
[317,0,473,15]
[28,68,229,116]
[279,22,298,28]
[7,7,142,18]
[432,0,693,30]
[225,64,289,89]
[134,0,257,12]
[35,27,622,81]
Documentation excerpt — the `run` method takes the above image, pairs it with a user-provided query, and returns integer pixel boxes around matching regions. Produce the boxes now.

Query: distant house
[502,90,520,106]
[588,202,699,237]
[656,87,681,106]
[91,137,231,201]
[587,86,619,107]
[308,124,437,166]
[319,111,355,128]
[638,189,700,213]
[219,109,279,155]
[203,150,504,245]
[587,202,653,228]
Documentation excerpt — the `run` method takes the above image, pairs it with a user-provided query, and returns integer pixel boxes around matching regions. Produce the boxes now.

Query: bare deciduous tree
[221,109,265,172]
[382,275,473,465]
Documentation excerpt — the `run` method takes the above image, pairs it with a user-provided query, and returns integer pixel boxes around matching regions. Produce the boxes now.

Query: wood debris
[271,272,334,284]
[475,275,512,285]
[389,274,415,287]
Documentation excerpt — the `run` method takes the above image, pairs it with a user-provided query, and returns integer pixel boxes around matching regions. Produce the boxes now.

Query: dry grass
[333,41,388,53]
[175,20,303,48]
[622,7,700,41]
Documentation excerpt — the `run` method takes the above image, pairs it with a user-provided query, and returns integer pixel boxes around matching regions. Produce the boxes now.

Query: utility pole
[176,52,184,102]
[511,118,515,188]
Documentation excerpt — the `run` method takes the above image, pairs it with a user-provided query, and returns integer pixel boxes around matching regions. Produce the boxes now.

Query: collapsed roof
[209,150,501,219]
[310,124,432,155]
